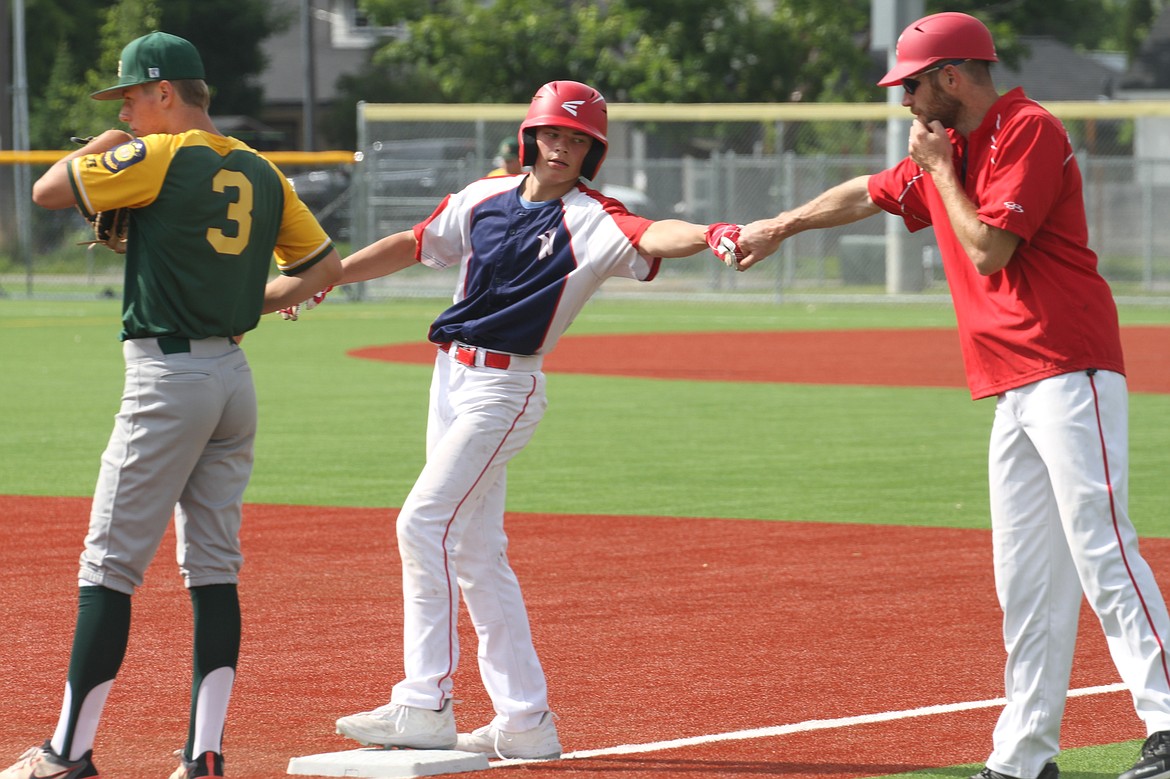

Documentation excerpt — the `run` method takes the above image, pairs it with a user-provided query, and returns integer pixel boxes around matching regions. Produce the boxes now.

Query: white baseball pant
[987,369,1170,778]
[390,349,551,731]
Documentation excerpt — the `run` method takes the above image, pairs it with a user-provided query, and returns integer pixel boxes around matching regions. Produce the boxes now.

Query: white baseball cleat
[455,711,561,760]
[335,700,456,749]
[0,742,97,779]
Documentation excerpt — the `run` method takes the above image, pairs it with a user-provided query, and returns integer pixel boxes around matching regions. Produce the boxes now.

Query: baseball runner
[314,80,740,760]
[735,12,1170,779]
[3,31,340,779]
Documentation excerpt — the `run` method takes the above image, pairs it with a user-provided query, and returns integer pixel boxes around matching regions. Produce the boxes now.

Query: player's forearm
[776,175,880,237]
[636,219,708,258]
[929,166,1018,275]
[262,250,343,314]
[31,162,76,210]
[340,230,419,284]
[737,176,879,268]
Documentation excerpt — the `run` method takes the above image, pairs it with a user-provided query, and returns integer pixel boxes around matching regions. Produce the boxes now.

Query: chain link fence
[6,101,1170,303]
[347,101,1170,304]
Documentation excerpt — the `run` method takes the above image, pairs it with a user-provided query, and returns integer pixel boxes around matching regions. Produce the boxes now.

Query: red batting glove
[705,223,744,269]
[279,285,333,321]
[304,285,333,311]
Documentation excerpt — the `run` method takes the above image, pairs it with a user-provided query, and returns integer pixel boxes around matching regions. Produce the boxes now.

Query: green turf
[4,297,1170,535]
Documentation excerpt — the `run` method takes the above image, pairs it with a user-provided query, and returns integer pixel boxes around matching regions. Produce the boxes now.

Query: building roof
[994,36,1122,101]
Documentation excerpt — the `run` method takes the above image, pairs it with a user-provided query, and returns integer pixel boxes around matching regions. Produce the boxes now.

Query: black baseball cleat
[971,762,1059,779]
[1120,731,1170,779]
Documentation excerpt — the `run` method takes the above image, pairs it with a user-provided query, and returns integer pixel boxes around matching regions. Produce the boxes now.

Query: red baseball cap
[878,12,998,87]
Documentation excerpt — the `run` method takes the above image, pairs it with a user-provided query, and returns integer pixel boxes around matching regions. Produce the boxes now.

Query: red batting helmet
[519,80,608,180]
[877,12,998,87]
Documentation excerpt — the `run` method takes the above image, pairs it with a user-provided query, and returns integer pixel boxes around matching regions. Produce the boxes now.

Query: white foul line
[490,683,1126,767]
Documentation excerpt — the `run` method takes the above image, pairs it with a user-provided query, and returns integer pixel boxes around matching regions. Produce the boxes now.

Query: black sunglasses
[902,59,969,95]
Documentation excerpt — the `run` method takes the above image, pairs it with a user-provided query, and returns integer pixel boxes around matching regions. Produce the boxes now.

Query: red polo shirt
[868,88,1124,399]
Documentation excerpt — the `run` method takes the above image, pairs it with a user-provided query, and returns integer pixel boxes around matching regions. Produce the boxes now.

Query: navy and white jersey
[414,175,659,356]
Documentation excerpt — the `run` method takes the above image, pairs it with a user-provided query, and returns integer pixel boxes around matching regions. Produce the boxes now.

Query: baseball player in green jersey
[1,32,341,779]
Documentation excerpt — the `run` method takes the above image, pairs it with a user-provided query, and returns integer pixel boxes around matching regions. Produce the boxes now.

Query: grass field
[3,295,1170,778]
[5,296,1170,531]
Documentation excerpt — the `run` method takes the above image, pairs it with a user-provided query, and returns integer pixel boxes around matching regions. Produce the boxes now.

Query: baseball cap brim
[877,60,926,87]
[92,77,151,100]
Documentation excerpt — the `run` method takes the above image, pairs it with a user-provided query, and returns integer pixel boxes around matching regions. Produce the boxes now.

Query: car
[287,168,352,242]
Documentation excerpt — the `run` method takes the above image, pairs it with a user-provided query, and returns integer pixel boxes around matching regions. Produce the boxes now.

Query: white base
[286,748,489,778]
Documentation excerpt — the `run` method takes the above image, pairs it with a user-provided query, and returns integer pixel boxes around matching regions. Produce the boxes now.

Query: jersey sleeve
[974,113,1069,244]
[574,186,658,281]
[595,189,655,247]
[68,136,172,218]
[413,194,463,270]
[868,158,934,232]
[270,166,334,275]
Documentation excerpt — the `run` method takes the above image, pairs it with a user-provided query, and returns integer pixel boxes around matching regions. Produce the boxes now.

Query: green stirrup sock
[60,586,132,756]
[185,583,241,760]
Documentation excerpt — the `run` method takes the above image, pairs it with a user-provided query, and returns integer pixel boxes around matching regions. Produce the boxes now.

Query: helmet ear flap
[582,140,606,181]
[520,128,539,168]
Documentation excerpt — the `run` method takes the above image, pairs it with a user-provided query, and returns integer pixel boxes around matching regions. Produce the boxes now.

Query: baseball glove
[78,207,130,254]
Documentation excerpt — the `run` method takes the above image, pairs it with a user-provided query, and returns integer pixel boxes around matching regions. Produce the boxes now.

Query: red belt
[439,342,514,370]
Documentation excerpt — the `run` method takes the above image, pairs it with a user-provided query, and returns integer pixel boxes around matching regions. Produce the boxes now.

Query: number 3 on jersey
[206,170,253,255]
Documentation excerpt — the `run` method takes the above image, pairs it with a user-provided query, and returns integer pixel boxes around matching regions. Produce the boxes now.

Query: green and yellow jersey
[69,130,334,339]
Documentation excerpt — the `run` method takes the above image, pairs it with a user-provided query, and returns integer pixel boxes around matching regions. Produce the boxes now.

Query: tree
[30,0,159,147]
[943,0,1117,49]
[24,0,109,100]
[324,0,875,148]
[23,0,284,148]
[352,0,861,104]
[347,0,1145,106]
[1119,0,1166,59]
[32,42,117,148]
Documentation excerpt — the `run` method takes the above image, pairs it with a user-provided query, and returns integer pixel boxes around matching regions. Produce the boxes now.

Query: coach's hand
[734,219,785,271]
